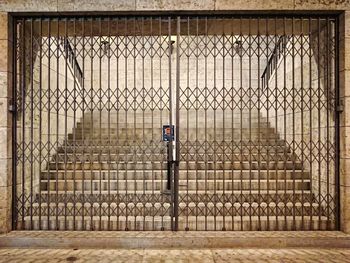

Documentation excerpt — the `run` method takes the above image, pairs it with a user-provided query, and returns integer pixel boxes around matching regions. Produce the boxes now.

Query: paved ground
[0,248,350,263]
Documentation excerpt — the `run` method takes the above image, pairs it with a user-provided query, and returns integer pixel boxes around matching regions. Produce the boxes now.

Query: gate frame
[6,11,343,232]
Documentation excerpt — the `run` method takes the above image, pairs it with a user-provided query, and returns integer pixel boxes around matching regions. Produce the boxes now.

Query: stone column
[0,12,13,233]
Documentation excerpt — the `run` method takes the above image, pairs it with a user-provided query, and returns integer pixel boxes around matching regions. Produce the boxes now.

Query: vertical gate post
[173,16,181,231]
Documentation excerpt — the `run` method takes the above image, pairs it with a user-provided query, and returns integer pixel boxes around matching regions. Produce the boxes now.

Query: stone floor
[0,248,350,262]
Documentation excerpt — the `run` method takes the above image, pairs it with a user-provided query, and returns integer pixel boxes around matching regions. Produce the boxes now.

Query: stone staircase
[22,110,332,231]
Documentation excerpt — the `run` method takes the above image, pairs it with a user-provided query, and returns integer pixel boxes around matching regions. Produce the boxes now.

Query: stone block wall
[0,13,12,233]
[0,0,350,233]
[14,34,82,201]
[266,26,336,206]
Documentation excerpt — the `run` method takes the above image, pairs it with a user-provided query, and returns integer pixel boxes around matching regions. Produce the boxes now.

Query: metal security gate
[12,14,340,231]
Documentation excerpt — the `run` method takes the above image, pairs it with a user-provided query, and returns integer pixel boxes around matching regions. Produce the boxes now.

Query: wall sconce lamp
[100,37,110,56]
[234,40,242,55]
[169,36,176,54]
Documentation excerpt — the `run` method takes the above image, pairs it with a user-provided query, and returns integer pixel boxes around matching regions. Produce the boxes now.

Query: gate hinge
[336,104,344,113]
[8,103,16,113]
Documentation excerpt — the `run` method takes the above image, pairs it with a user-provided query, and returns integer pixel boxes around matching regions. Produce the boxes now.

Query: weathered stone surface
[339,70,350,98]
[0,40,8,72]
[340,158,350,187]
[341,185,350,232]
[0,158,11,187]
[0,128,10,159]
[57,0,135,12]
[340,97,350,128]
[0,13,9,40]
[0,98,9,126]
[0,72,8,98]
[339,38,350,71]
[295,0,350,10]
[215,0,294,10]
[1,246,350,260]
[339,126,350,158]
[0,0,57,12]
[136,0,215,10]
[0,0,349,12]
[339,11,350,44]
[0,185,11,233]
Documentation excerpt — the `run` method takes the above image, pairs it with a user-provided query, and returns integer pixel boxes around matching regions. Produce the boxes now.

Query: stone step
[40,179,310,191]
[47,161,304,171]
[71,135,280,141]
[82,110,263,119]
[34,191,314,203]
[73,127,275,134]
[61,139,287,146]
[76,120,271,129]
[24,201,324,217]
[41,169,310,180]
[69,134,280,141]
[39,189,313,195]
[52,153,297,162]
[74,127,275,135]
[19,215,332,231]
[58,144,290,154]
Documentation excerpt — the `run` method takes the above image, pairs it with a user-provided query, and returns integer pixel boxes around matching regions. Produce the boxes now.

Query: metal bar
[334,15,341,231]
[213,19,217,231]
[185,16,190,231]
[89,17,94,230]
[291,16,296,231]
[317,17,322,230]
[248,17,252,231]
[257,17,261,231]
[308,16,314,231]
[283,17,287,231]
[195,16,199,231]
[167,16,174,231]
[204,16,208,231]
[230,18,235,231]
[20,18,26,230]
[132,16,136,231]
[55,17,60,230]
[124,16,129,231]
[12,17,18,231]
[46,18,51,230]
[174,16,181,231]
[81,17,86,231]
[72,18,77,231]
[107,17,111,231]
[239,16,243,231]
[29,18,34,230]
[273,16,279,230]
[158,16,165,230]
[115,17,120,230]
[326,17,330,229]
[141,16,146,231]
[98,17,102,231]
[222,17,226,231]
[265,17,270,231]
[38,18,43,230]
[149,16,155,230]
[300,17,305,230]
[63,17,68,231]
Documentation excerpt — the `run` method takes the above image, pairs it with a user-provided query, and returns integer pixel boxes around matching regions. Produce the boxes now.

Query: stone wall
[0,0,350,233]
[15,36,82,203]
[266,25,336,207]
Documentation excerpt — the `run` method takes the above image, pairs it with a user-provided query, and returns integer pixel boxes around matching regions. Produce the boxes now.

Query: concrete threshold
[0,231,350,249]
